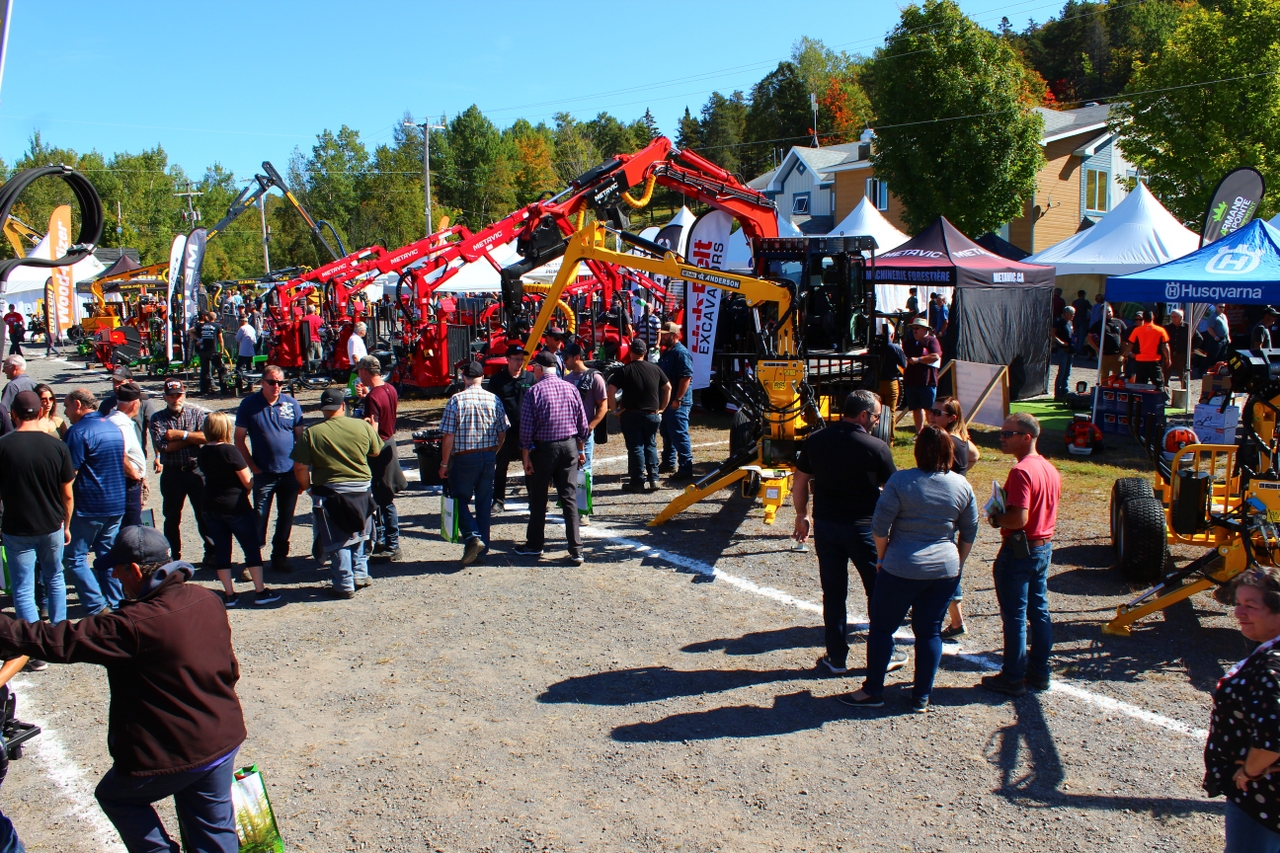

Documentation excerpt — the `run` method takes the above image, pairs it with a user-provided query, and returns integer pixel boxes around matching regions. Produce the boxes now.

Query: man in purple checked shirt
[513,350,589,565]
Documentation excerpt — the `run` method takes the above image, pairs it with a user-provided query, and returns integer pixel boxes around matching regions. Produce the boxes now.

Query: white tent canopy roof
[1024,183,1199,275]
[1,232,105,297]
[827,197,909,251]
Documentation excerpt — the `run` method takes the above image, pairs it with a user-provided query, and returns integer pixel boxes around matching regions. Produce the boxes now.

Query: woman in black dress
[928,396,980,639]
[1205,567,1280,852]
[198,412,279,607]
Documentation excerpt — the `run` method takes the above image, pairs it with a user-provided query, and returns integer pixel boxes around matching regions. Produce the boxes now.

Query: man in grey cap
[99,364,150,459]
[439,360,509,565]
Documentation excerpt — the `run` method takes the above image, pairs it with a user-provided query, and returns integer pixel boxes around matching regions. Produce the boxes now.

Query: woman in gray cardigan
[838,425,979,712]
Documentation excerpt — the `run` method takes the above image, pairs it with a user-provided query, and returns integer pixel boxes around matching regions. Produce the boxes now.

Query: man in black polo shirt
[487,342,534,513]
[793,390,904,675]
[607,338,670,492]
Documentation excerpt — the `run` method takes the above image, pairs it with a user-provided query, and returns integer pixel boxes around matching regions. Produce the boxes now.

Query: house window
[1124,169,1149,193]
[1085,168,1110,212]
[792,193,810,215]
[865,177,889,211]
[796,162,808,176]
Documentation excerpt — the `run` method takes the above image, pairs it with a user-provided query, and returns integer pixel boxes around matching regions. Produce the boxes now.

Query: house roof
[766,142,862,192]
[1037,103,1113,144]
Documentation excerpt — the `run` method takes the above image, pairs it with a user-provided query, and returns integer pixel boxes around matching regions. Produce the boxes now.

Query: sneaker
[1025,674,1051,692]
[254,588,281,606]
[22,659,47,672]
[568,552,585,566]
[647,480,661,491]
[836,691,884,708]
[324,587,355,600]
[222,592,240,607]
[981,674,1027,697]
[658,461,676,474]
[816,655,848,675]
[671,467,695,481]
[492,499,506,513]
[370,543,390,555]
[387,548,405,563]
[910,697,931,713]
[514,544,544,557]
[886,649,909,672]
[355,576,373,589]
[940,624,967,640]
[461,538,484,566]
[271,557,294,574]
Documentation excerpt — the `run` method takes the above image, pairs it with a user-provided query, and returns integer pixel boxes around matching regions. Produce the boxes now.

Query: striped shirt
[519,373,589,450]
[149,405,210,467]
[440,385,510,452]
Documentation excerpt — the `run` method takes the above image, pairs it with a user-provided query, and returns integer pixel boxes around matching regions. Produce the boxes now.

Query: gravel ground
[0,354,1240,852]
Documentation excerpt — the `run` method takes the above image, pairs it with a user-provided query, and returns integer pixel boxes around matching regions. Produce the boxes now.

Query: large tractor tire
[1116,496,1168,584]
[728,410,754,458]
[872,403,895,444]
[1111,477,1156,554]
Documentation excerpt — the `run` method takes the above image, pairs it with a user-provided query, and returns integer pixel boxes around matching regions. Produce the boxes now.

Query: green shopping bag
[576,467,593,516]
[179,764,283,852]
[440,484,461,543]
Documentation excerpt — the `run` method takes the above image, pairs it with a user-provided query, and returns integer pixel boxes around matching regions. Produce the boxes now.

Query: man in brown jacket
[0,525,244,852]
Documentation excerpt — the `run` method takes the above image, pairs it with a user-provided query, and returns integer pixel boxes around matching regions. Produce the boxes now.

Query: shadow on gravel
[610,690,848,742]
[989,694,1220,817]
[539,665,811,706]
[1050,596,1241,691]
[682,626,824,656]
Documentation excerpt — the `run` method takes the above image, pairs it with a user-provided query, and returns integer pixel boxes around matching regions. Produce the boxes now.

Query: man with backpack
[195,312,227,396]
[562,343,608,473]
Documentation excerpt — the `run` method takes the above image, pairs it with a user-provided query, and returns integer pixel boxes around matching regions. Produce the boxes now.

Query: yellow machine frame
[523,222,818,526]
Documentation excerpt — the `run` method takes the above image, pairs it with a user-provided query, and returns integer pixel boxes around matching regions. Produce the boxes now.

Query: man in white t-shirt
[105,382,147,528]
[234,317,258,372]
[347,322,368,366]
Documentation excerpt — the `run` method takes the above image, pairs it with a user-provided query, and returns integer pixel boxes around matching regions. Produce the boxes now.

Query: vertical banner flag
[684,210,733,391]
[47,205,75,338]
[1201,167,1266,247]
[165,234,187,362]
[180,227,207,343]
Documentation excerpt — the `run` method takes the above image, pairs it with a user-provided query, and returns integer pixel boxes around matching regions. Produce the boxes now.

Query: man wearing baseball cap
[105,382,148,528]
[439,360,509,565]
[515,350,589,563]
[148,379,215,567]
[607,338,671,492]
[657,321,694,481]
[291,387,382,597]
[487,341,533,513]
[0,525,246,851]
[902,317,942,433]
[354,355,403,561]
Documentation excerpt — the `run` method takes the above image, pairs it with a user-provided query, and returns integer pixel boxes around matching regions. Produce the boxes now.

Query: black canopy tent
[873,217,1055,400]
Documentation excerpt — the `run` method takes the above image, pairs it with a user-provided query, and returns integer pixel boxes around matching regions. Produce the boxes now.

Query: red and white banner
[47,205,75,337]
[684,210,732,391]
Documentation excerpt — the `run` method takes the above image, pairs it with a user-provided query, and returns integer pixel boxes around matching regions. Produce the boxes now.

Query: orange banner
[48,204,74,336]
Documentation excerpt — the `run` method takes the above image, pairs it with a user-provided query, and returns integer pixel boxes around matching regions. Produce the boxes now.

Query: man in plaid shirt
[148,379,215,566]
[439,361,509,566]
[516,351,589,564]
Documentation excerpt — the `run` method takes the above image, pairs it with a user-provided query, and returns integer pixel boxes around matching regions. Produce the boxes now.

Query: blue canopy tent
[1106,218,1280,306]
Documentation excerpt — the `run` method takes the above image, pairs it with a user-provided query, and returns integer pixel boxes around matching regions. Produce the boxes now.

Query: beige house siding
[833,169,909,232]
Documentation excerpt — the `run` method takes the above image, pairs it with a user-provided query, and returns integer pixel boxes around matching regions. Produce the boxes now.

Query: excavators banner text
[685,209,732,391]
[48,205,75,336]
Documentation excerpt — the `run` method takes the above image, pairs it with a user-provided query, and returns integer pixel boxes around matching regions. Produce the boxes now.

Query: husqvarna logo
[1166,282,1180,300]
[1206,244,1263,275]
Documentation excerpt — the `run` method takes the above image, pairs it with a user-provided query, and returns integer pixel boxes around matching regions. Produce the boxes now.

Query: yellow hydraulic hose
[621,173,657,209]
[520,282,576,333]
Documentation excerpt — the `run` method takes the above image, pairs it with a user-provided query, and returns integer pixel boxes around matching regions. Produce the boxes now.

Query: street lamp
[404,118,446,237]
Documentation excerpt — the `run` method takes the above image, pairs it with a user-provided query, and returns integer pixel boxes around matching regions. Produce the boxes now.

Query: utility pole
[258,193,271,274]
[404,117,446,237]
[810,93,819,147]
[174,183,203,224]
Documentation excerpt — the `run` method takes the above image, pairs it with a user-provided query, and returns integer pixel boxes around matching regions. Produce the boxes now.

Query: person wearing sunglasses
[982,412,1060,697]
[1204,566,1280,853]
[927,397,980,640]
[34,383,67,440]
[235,365,304,574]
[148,379,216,568]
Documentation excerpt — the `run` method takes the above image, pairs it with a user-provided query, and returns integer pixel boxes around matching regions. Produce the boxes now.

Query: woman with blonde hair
[33,383,67,439]
[928,396,980,639]
[197,411,279,607]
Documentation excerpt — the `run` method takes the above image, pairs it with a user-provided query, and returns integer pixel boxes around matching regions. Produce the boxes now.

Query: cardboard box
[1194,403,1240,433]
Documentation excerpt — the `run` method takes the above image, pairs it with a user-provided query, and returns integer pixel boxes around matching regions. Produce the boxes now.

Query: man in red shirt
[983,412,1061,697]
[355,355,403,561]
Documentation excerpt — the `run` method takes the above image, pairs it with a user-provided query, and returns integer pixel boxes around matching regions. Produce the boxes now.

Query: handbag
[440,483,461,543]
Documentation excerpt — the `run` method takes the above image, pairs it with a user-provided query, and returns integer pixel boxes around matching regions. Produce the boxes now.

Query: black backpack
[575,368,608,445]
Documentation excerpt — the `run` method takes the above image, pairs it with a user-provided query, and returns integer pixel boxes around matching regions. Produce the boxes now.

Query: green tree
[358,119,429,250]
[1113,0,1280,222]
[436,105,515,228]
[640,108,661,140]
[698,91,749,174]
[745,62,812,174]
[675,107,702,151]
[505,119,559,206]
[865,0,1046,234]
[585,112,645,159]
[550,112,600,186]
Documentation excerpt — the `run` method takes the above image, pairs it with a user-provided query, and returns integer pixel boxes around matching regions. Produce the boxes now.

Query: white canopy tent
[825,197,921,314]
[1024,183,1199,275]
[0,232,105,322]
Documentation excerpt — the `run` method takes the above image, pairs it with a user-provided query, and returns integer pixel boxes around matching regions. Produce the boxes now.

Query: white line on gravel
[10,678,126,852]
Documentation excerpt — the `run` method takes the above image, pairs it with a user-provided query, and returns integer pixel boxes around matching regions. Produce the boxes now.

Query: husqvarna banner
[180,227,207,333]
[47,205,75,336]
[684,210,732,391]
[1200,167,1265,247]
[165,234,187,362]
[1107,218,1280,305]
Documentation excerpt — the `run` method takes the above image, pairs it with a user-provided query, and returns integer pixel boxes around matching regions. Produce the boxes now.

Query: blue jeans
[813,519,878,668]
[620,410,660,486]
[993,541,1054,682]
[204,511,263,569]
[378,500,400,551]
[66,514,122,614]
[1226,799,1280,853]
[581,433,595,473]
[329,541,369,593]
[862,569,959,700]
[95,751,239,853]
[252,470,300,563]
[4,530,66,624]
[1054,349,1073,397]
[660,402,692,470]
[449,451,496,548]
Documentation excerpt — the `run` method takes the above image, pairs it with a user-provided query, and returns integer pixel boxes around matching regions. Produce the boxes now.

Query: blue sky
[1,0,1069,182]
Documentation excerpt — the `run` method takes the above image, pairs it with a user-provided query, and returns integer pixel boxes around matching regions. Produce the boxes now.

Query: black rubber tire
[728,410,753,458]
[699,385,727,415]
[1111,477,1156,554]
[1116,496,1168,584]
[742,470,762,499]
[872,402,894,444]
